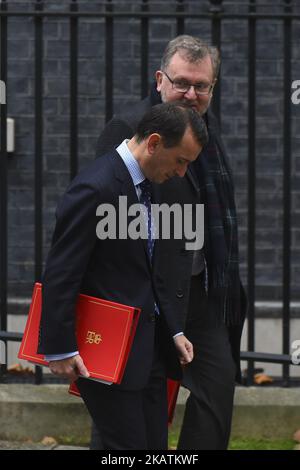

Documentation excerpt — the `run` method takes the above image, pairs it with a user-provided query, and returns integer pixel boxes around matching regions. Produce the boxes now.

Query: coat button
[148,313,156,322]
[176,289,184,299]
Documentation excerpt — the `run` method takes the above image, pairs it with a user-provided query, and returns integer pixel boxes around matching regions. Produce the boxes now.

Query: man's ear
[155,70,163,92]
[147,133,162,155]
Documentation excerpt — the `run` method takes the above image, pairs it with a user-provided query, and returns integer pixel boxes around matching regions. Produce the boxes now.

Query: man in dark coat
[39,103,208,450]
[93,35,247,450]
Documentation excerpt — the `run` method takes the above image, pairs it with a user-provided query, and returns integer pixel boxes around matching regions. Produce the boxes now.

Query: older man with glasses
[162,70,214,96]
[94,35,247,450]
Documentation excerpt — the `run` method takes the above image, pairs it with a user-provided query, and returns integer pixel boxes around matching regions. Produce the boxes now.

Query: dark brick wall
[3,0,300,302]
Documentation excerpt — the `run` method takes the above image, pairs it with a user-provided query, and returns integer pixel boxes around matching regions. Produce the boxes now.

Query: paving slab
[0,440,88,450]
[0,440,56,450]
[54,445,88,450]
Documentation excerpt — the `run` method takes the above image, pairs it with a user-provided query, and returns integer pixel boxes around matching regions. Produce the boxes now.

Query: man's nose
[184,85,198,100]
[176,166,187,178]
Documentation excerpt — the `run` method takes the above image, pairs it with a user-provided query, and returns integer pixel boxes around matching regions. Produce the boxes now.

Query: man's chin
[193,104,208,115]
[151,175,166,184]
[182,102,205,115]
[182,100,210,115]
[159,174,170,183]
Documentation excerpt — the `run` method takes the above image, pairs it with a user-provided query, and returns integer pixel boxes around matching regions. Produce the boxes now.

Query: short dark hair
[135,102,208,149]
[161,35,220,80]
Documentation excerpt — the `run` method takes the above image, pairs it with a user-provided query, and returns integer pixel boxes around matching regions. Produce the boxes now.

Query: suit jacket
[38,150,182,390]
[96,96,200,330]
[95,90,247,383]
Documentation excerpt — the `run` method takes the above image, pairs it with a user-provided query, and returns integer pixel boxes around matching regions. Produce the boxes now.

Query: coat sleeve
[95,117,135,158]
[38,180,100,354]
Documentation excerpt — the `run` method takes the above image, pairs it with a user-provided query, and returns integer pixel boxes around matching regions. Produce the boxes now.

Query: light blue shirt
[117,139,146,194]
[117,139,157,242]
[45,140,182,362]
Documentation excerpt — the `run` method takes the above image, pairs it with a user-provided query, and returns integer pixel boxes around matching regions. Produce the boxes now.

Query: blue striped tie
[139,179,155,261]
[139,179,159,315]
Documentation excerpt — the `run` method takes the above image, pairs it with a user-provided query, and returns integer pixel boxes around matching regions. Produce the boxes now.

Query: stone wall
[3,0,300,304]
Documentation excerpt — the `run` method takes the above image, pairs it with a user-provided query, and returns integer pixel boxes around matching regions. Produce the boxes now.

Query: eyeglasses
[163,71,214,96]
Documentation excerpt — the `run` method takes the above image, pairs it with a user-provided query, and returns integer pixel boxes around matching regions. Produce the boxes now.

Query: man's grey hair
[160,35,220,80]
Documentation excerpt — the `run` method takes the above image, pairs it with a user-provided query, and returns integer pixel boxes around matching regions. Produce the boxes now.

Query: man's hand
[49,354,90,382]
[174,335,194,366]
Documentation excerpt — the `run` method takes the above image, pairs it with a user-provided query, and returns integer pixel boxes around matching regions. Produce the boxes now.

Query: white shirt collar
[116,139,145,187]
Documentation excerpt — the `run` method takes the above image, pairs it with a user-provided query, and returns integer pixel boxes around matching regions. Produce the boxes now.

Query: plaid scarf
[193,112,242,326]
[149,84,244,325]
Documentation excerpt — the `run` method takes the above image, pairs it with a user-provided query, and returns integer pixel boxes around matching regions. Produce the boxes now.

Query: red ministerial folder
[167,379,180,424]
[18,282,141,385]
[68,378,181,424]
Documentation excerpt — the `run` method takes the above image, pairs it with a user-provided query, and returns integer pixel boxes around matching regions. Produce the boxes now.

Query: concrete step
[0,384,300,442]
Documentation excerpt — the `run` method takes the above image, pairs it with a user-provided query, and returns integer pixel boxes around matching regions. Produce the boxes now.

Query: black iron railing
[0,0,299,385]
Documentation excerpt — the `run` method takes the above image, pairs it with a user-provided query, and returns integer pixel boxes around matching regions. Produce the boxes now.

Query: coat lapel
[112,152,152,270]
